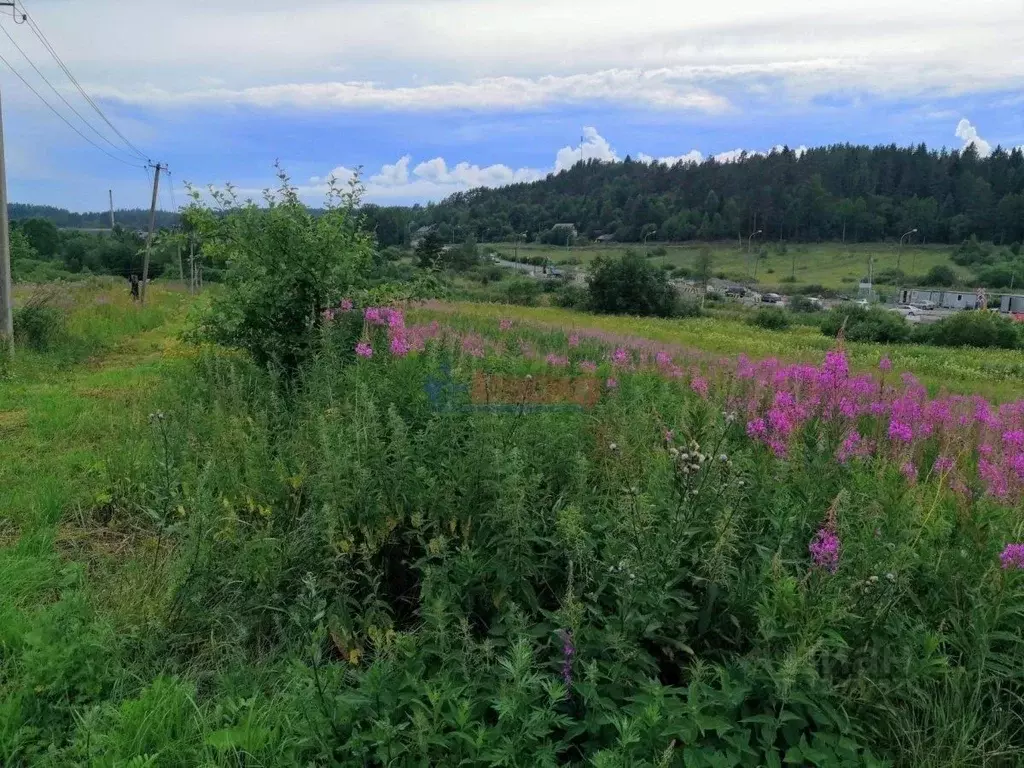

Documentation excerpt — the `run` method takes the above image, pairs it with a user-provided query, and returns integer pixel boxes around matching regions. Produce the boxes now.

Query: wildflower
[568,333,580,347]
[559,629,575,690]
[355,341,373,358]
[389,335,410,357]
[611,347,629,366]
[606,377,618,390]
[1000,543,1024,570]
[545,353,568,367]
[664,429,674,443]
[879,356,892,372]
[809,528,841,573]
[690,376,709,398]
[579,360,597,373]
[321,308,336,321]
[900,461,917,483]
[499,318,513,331]
[888,420,913,443]
[340,298,354,312]
[609,442,619,452]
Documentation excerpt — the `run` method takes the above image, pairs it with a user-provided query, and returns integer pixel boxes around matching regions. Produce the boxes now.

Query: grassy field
[4,284,1024,765]
[488,241,966,291]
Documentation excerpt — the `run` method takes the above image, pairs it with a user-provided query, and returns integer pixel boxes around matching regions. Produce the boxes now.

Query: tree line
[361,143,1024,247]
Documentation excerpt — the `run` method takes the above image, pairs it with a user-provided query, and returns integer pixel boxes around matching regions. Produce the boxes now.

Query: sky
[2,0,1023,211]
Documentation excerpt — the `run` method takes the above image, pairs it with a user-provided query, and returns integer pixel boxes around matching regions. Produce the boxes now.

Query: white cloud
[370,155,411,186]
[295,127,820,204]
[30,1,1017,114]
[955,118,993,157]
[554,127,620,171]
[637,150,704,166]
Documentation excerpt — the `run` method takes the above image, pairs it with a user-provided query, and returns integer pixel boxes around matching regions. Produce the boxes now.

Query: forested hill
[404,143,1024,246]
[8,203,179,230]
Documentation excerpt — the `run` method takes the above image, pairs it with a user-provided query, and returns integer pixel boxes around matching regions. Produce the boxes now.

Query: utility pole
[140,162,162,306]
[108,189,115,230]
[0,88,12,355]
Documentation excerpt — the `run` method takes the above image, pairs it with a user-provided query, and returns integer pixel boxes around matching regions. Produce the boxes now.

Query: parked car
[761,293,782,304]
[911,300,936,310]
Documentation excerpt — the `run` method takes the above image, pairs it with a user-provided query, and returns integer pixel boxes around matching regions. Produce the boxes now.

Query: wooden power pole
[109,189,115,230]
[140,162,162,306]
[0,89,12,354]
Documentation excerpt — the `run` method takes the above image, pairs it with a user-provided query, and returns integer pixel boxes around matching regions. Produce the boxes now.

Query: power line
[0,22,142,163]
[0,47,145,167]
[15,0,150,162]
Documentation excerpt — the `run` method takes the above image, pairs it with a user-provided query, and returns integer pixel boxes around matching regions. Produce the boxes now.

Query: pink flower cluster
[1000,543,1024,570]
[809,528,841,573]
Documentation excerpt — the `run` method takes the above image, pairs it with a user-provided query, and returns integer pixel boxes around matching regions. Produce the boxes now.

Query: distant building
[1000,294,1024,313]
[898,288,982,310]
[410,225,434,248]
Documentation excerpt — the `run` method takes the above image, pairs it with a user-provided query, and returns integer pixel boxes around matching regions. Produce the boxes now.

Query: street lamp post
[897,228,917,274]
[746,229,763,278]
[643,228,656,256]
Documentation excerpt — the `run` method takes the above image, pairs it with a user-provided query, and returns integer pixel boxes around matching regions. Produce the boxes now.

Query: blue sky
[3,0,1023,211]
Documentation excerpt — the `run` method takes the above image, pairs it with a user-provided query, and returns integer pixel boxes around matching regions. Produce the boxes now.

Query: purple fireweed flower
[355,341,373,358]
[579,360,597,373]
[1000,543,1024,570]
[559,629,575,691]
[499,318,513,331]
[690,376,709,398]
[879,356,892,372]
[933,456,955,473]
[664,429,674,443]
[809,528,841,573]
[340,298,354,312]
[611,347,630,367]
[900,461,917,483]
[605,377,618,390]
[390,334,410,357]
[888,420,913,442]
[545,353,569,367]
[568,333,580,348]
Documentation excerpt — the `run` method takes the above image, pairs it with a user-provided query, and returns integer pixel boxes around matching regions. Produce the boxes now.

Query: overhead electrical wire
[14,0,151,163]
[0,22,142,164]
[0,46,146,167]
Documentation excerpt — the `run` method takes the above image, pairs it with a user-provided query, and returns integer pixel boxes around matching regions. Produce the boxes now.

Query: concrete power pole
[0,89,12,354]
[109,189,115,230]
[140,162,162,306]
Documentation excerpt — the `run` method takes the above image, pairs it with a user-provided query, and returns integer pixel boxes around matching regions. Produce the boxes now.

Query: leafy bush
[914,311,1021,349]
[502,278,543,305]
[13,290,67,351]
[821,305,911,343]
[748,306,791,330]
[788,295,819,313]
[587,251,679,317]
[650,245,668,257]
[187,168,373,372]
[553,283,588,309]
[924,264,958,287]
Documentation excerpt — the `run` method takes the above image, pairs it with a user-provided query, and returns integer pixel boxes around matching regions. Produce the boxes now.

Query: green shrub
[914,311,1021,349]
[187,167,374,372]
[748,306,791,330]
[553,283,588,309]
[924,264,958,287]
[13,290,67,351]
[502,278,543,305]
[587,251,678,317]
[788,295,819,313]
[821,305,911,343]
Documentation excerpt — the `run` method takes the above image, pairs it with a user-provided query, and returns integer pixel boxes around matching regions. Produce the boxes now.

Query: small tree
[587,251,678,317]
[188,165,373,372]
[416,231,445,268]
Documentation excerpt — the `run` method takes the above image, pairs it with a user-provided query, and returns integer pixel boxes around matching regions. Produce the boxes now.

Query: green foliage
[553,283,588,309]
[923,264,957,287]
[588,251,679,317]
[415,230,445,268]
[12,289,67,350]
[20,218,60,258]
[749,306,791,330]
[187,167,374,371]
[502,277,543,305]
[913,310,1022,349]
[821,305,911,343]
[788,296,819,313]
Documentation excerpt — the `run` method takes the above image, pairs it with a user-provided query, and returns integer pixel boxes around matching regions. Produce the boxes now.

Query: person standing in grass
[129,274,140,302]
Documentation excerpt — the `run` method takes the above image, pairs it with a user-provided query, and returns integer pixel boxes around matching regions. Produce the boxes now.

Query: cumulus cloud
[298,127,817,204]
[637,150,704,166]
[555,127,620,172]
[955,118,993,156]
